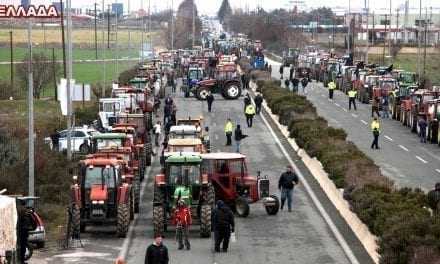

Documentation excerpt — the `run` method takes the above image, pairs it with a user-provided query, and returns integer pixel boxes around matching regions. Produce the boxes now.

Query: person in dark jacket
[301,78,309,94]
[50,129,60,151]
[212,200,235,252]
[291,78,299,93]
[164,95,173,106]
[418,116,428,143]
[145,235,169,264]
[427,183,440,214]
[234,124,248,153]
[278,165,299,212]
[279,65,284,79]
[243,94,251,111]
[289,67,294,81]
[206,92,214,112]
[17,202,37,264]
[254,93,263,114]
[164,104,172,124]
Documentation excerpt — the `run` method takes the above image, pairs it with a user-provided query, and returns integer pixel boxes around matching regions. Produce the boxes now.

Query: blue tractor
[182,67,204,98]
[251,51,265,70]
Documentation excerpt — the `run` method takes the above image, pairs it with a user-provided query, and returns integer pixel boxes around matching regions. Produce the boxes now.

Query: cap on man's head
[286,165,293,170]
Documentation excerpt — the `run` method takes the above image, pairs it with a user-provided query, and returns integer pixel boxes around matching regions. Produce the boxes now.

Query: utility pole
[60,0,67,78]
[127,0,131,48]
[66,0,73,161]
[115,0,119,79]
[423,7,427,78]
[417,0,422,78]
[52,48,57,101]
[27,1,35,197]
[171,0,174,50]
[347,0,351,54]
[94,2,98,59]
[372,11,375,46]
[365,0,369,63]
[388,0,392,57]
[107,4,111,49]
[9,31,13,90]
[383,14,388,65]
[102,0,106,96]
[192,0,196,48]
[148,0,152,53]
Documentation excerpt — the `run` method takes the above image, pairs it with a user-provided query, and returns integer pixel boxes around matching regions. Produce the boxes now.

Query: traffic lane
[306,82,440,190]
[172,94,351,264]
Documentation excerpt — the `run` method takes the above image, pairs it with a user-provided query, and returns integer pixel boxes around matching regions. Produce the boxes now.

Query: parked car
[44,126,100,154]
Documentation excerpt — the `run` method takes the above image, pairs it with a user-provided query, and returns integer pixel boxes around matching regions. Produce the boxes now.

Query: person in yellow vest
[328,81,336,99]
[245,104,256,128]
[224,118,234,146]
[371,117,380,149]
[348,88,357,110]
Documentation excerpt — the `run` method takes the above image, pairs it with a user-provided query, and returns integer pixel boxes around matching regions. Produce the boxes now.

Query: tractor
[152,153,214,237]
[359,75,379,104]
[193,64,242,100]
[282,48,300,67]
[427,99,440,144]
[182,66,204,98]
[400,90,438,130]
[69,157,133,238]
[201,152,279,217]
[161,138,206,165]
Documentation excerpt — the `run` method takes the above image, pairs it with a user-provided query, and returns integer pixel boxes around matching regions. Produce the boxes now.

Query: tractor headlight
[92,200,105,204]
[92,200,98,204]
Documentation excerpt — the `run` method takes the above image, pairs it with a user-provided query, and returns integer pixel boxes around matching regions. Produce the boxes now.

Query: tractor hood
[197,79,216,87]
[90,184,108,201]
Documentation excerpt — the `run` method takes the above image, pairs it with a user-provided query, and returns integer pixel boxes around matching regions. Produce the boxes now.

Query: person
[212,200,235,253]
[427,183,440,214]
[243,94,251,111]
[268,65,272,75]
[50,129,60,151]
[234,124,248,153]
[241,73,246,89]
[153,121,161,147]
[254,93,263,115]
[264,62,268,71]
[289,66,294,81]
[145,235,169,264]
[170,73,176,93]
[371,117,380,149]
[418,116,428,143]
[301,77,309,94]
[245,74,250,90]
[224,118,234,146]
[382,96,389,118]
[279,65,284,79]
[278,165,299,212]
[164,95,173,106]
[206,92,214,112]
[17,202,37,264]
[163,103,172,124]
[372,97,380,118]
[173,199,192,250]
[202,126,211,152]
[348,88,357,110]
[291,77,299,93]
[245,104,256,128]
[171,103,177,125]
[328,80,336,99]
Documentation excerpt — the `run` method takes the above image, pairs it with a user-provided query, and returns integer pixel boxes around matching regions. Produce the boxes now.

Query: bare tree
[166,0,202,49]
[16,52,59,99]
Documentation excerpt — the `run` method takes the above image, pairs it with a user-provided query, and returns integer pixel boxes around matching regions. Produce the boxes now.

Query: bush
[257,80,440,263]
[118,66,138,85]
[75,103,99,125]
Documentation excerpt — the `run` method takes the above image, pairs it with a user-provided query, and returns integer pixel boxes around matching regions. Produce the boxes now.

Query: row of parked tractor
[286,47,440,145]
[68,46,280,240]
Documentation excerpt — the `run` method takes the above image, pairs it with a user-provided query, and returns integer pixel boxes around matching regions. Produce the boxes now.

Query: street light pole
[417,0,422,78]
[192,0,195,48]
[27,1,34,197]
[66,0,73,161]
[171,0,174,50]
[347,0,351,54]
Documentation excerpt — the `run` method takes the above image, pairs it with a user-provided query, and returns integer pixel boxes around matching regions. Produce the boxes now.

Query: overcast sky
[5,0,440,15]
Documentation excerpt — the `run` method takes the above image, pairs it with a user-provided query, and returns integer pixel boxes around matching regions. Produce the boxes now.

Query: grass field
[368,53,440,85]
[0,28,157,45]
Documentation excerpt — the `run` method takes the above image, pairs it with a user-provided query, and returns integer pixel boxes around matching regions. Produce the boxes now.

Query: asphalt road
[267,57,440,191]
[32,84,373,263]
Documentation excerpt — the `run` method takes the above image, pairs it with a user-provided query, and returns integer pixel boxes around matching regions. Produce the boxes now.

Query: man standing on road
[212,200,235,253]
[254,93,263,115]
[278,165,299,212]
[245,104,256,128]
[206,92,215,112]
[289,66,294,81]
[348,88,357,110]
[279,65,284,79]
[301,78,309,94]
[371,117,380,149]
[382,96,390,118]
[224,118,234,146]
[173,199,192,250]
[234,124,248,153]
[292,77,299,93]
[372,97,381,118]
[418,115,428,143]
[328,81,336,99]
[153,121,161,147]
[145,235,169,264]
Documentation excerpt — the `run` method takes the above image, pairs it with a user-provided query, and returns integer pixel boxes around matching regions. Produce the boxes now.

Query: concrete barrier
[253,82,380,263]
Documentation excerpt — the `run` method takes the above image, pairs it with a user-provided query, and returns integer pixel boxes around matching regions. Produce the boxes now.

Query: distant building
[52,2,62,13]
[112,3,123,17]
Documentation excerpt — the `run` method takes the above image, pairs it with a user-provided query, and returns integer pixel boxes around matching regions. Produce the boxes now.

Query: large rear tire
[235,197,250,217]
[224,83,241,100]
[134,174,141,213]
[206,183,215,207]
[116,203,130,238]
[200,204,211,238]
[144,133,152,167]
[196,87,210,100]
[153,206,165,237]
[71,205,81,239]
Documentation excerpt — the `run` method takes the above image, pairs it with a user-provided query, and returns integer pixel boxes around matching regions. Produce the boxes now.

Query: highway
[33,84,373,264]
[267,57,440,191]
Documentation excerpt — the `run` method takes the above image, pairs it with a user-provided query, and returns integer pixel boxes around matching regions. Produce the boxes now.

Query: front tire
[265,195,280,215]
[153,206,165,236]
[70,205,81,239]
[200,204,212,238]
[117,203,130,238]
[235,197,250,217]
[196,87,210,100]
[224,83,242,100]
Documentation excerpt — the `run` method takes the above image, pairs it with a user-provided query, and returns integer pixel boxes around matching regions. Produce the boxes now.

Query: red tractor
[401,90,438,132]
[426,99,440,144]
[201,153,279,217]
[192,64,242,100]
[69,156,133,238]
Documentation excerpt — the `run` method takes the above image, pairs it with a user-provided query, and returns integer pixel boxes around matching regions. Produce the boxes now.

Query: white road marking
[255,96,360,264]
[351,113,358,118]
[436,169,440,174]
[415,156,428,164]
[214,134,219,140]
[335,103,341,107]
[384,135,393,141]
[342,108,348,112]
[360,120,368,125]
[399,145,409,152]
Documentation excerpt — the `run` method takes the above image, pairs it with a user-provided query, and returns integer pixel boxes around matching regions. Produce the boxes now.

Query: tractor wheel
[224,83,241,100]
[79,144,89,154]
[235,197,250,217]
[196,87,210,100]
[117,203,130,238]
[139,151,145,182]
[144,132,152,167]
[153,206,165,237]
[265,195,280,215]
[134,174,141,214]
[130,190,135,220]
[144,112,153,132]
[200,204,212,238]
[206,183,215,207]
[70,205,81,239]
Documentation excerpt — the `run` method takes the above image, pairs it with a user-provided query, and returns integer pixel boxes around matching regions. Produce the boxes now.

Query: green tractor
[152,154,214,237]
